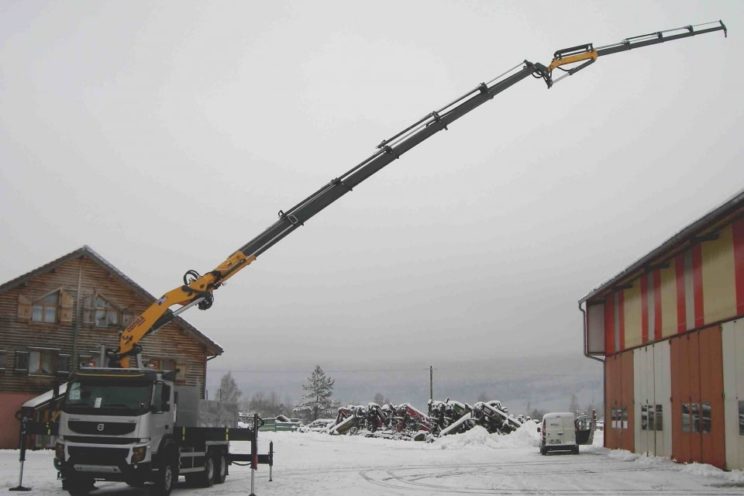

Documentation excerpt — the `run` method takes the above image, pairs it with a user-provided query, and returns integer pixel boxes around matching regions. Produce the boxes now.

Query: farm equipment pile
[322,398,525,441]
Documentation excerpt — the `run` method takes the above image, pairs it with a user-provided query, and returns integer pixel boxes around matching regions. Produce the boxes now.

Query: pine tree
[219,371,242,403]
[300,365,335,420]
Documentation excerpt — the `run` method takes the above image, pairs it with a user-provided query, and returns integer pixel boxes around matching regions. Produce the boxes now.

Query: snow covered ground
[3,424,743,495]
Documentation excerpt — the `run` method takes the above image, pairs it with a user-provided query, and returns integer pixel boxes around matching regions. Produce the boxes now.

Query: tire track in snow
[358,466,744,495]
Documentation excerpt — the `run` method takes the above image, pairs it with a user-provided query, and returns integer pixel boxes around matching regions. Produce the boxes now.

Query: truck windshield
[64,380,151,415]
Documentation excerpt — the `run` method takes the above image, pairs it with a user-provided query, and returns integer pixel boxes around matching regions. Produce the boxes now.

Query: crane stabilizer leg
[109,20,726,368]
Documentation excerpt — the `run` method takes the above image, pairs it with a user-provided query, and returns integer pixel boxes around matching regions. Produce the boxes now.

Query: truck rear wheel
[186,455,215,487]
[214,453,228,484]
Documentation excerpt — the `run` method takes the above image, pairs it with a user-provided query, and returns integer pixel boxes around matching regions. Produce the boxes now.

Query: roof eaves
[579,188,744,304]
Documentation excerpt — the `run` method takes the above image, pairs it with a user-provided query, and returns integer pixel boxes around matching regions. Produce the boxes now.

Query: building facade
[0,246,222,449]
[580,190,744,469]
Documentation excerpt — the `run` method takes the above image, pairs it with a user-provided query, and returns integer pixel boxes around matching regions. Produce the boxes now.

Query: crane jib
[238,64,539,259]
[111,20,726,367]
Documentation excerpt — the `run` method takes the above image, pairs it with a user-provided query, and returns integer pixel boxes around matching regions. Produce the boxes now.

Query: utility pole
[429,366,433,403]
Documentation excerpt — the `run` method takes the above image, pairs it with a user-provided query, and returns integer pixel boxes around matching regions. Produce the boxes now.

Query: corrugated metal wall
[587,213,744,467]
[723,318,744,470]
[595,218,744,356]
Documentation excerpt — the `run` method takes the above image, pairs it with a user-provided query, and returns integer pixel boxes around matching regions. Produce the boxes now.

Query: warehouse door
[606,352,634,451]
[671,327,725,468]
[723,319,744,470]
[653,341,672,458]
[634,346,655,455]
[634,343,671,457]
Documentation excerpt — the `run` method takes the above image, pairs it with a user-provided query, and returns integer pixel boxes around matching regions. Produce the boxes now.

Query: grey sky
[1,1,742,378]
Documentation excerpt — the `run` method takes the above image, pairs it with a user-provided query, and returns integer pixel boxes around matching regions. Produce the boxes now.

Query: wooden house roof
[0,245,223,357]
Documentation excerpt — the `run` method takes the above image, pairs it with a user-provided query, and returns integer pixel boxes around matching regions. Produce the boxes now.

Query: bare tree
[218,371,242,403]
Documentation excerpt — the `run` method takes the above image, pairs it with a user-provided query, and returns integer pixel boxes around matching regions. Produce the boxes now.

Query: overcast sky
[1,1,742,378]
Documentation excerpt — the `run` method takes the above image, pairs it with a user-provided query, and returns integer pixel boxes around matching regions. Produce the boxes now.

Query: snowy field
[3,424,744,495]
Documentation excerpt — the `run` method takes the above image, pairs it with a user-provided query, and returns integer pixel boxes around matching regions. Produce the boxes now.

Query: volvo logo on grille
[97,423,105,432]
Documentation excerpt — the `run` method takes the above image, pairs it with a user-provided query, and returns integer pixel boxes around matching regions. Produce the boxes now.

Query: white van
[539,412,579,455]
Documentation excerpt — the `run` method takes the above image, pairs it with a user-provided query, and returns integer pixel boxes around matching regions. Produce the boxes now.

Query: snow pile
[680,462,744,483]
[434,422,539,450]
[607,449,638,461]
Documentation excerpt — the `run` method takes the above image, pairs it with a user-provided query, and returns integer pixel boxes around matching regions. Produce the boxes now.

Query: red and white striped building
[581,189,744,470]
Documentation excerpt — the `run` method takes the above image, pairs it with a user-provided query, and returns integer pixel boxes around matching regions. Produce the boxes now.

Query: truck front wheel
[63,476,95,496]
[151,456,177,496]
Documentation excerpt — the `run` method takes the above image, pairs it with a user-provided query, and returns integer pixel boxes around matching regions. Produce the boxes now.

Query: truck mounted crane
[109,21,726,368]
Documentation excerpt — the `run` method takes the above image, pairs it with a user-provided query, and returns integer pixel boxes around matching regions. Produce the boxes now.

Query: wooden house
[0,246,222,449]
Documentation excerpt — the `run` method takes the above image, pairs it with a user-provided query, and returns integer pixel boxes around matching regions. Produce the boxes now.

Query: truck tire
[186,455,215,487]
[214,453,228,484]
[539,446,547,455]
[199,455,215,487]
[151,452,178,496]
[64,476,95,496]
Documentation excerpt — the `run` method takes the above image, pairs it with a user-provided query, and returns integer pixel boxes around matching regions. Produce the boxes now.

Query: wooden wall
[0,254,214,398]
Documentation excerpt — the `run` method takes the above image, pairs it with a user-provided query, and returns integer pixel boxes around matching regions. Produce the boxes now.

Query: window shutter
[14,351,29,374]
[17,295,31,322]
[59,290,74,323]
[57,353,71,376]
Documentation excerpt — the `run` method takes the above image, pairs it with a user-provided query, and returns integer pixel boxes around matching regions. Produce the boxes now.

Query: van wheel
[214,453,228,484]
[539,446,547,455]
[572,446,580,455]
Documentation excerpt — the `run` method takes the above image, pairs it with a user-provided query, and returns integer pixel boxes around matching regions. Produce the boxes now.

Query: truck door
[151,381,174,453]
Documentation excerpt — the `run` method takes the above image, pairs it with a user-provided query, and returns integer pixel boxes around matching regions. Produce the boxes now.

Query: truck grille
[69,421,136,435]
[68,446,128,465]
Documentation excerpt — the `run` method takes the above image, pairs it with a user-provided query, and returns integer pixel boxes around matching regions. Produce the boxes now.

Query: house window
[739,401,744,436]
[122,311,134,327]
[28,349,58,375]
[0,350,6,372]
[32,293,58,323]
[78,353,101,369]
[146,357,176,371]
[84,295,119,327]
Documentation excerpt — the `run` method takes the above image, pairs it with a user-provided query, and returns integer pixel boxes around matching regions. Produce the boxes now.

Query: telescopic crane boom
[110,20,726,367]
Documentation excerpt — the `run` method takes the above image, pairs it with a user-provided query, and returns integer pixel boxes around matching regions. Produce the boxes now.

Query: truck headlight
[131,445,147,464]
[55,442,65,461]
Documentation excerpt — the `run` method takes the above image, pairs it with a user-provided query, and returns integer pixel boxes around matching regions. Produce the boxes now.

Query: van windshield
[64,379,152,416]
